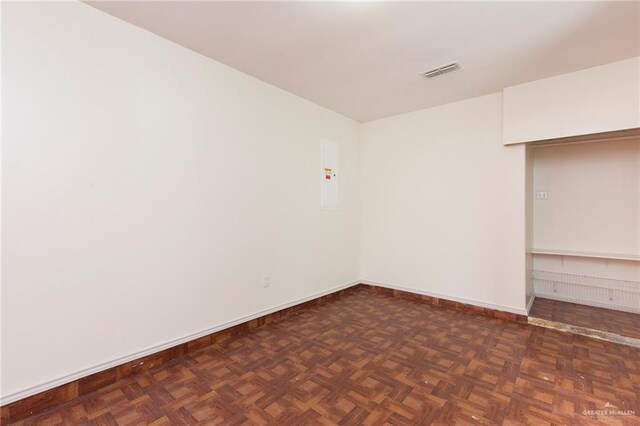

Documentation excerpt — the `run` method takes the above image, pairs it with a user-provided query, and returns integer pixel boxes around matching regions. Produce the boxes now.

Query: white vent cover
[422,62,461,78]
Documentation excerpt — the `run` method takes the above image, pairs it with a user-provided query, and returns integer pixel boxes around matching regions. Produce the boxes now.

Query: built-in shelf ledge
[532,248,640,262]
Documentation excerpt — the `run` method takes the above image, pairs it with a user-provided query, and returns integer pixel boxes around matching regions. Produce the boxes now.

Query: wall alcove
[525,128,640,337]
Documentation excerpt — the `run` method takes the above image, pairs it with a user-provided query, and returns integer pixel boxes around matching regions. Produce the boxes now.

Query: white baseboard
[0,280,361,406]
[526,294,536,314]
[361,279,529,316]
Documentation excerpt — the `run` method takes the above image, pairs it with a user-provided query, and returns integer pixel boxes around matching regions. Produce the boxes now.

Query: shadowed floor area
[14,289,640,425]
[529,297,640,340]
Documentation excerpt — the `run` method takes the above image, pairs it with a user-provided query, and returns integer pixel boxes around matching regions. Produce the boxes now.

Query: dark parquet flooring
[529,297,640,340]
[15,289,640,425]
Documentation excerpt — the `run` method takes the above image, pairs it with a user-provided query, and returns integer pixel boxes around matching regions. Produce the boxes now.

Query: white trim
[526,294,536,315]
[529,133,640,148]
[361,279,528,316]
[0,280,360,405]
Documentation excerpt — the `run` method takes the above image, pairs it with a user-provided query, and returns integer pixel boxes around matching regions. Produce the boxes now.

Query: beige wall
[532,138,640,255]
[503,57,640,144]
[1,2,361,402]
[361,93,528,314]
[2,0,638,407]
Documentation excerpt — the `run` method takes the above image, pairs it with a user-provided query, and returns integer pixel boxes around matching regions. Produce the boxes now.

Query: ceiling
[87,1,640,123]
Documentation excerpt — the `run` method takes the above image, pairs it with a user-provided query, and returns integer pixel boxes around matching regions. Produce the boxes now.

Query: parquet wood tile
[10,289,640,425]
[529,298,640,340]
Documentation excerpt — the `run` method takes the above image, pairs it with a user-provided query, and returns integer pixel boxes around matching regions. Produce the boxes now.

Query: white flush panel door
[321,140,339,209]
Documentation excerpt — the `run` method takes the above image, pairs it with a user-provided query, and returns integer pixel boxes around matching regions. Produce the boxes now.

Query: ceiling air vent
[422,62,461,78]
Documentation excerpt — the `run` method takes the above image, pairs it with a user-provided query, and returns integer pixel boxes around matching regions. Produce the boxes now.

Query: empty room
[1,1,639,425]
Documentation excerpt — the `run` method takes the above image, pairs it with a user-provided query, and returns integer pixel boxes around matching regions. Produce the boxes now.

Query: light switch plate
[536,190,549,200]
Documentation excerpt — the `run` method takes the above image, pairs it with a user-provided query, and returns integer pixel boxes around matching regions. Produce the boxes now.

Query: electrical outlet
[263,276,270,288]
[536,190,549,200]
